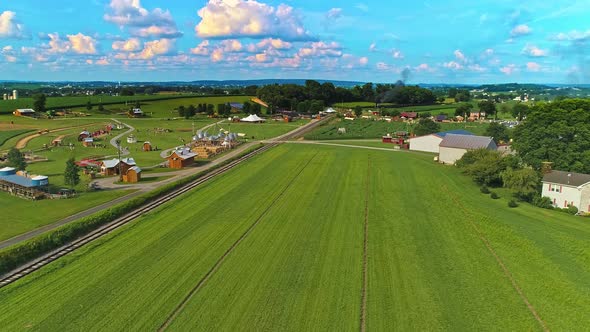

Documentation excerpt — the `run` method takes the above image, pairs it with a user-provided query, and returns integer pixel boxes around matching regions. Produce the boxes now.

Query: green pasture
[0,144,588,330]
[305,118,488,140]
[0,129,34,148]
[0,190,132,242]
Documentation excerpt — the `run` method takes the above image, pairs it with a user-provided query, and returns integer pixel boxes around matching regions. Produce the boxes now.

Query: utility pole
[116,139,122,182]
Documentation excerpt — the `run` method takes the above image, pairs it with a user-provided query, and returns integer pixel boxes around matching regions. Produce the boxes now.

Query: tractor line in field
[360,155,371,332]
[158,152,320,331]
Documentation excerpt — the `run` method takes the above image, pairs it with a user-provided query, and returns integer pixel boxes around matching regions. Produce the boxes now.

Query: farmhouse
[542,170,590,213]
[0,167,48,199]
[100,157,136,176]
[13,109,36,117]
[438,134,497,164]
[166,147,197,169]
[122,166,142,183]
[409,130,474,154]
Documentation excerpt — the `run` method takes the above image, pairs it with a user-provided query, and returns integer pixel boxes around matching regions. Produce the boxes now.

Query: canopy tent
[241,114,266,123]
[325,107,337,113]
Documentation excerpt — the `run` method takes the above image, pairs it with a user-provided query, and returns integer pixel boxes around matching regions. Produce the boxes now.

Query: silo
[12,90,18,100]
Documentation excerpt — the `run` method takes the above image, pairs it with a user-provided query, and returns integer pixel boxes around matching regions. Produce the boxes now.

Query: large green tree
[6,147,26,171]
[511,103,529,120]
[501,168,539,202]
[484,122,510,144]
[413,118,440,136]
[455,103,473,117]
[478,100,497,119]
[33,93,47,113]
[64,157,81,189]
[512,99,590,173]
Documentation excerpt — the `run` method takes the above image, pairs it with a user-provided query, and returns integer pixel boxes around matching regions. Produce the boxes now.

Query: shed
[82,137,94,147]
[142,141,152,152]
[542,170,590,212]
[13,109,35,117]
[166,147,197,169]
[78,131,91,141]
[100,157,136,176]
[438,134,497,164]
[409,130,474,154]
[127,135,137,144]
[400,112,417,119]
[123,166,142,183]
[131,108,144,117]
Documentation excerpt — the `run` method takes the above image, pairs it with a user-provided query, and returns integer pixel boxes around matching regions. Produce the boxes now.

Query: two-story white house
[542,170,590,213]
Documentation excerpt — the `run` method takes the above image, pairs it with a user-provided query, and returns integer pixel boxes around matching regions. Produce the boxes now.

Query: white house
[438,134,497,164]
[409,130,474,154]
[542,170,590,212]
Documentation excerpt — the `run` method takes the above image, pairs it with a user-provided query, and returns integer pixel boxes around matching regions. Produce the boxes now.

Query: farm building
[0,167,48,199]
[100,157,136,176]
[409,130,474,154]
[469,112,486,121]
[13,109,36,117]
[122,166,142,183]
[542,170,590,213]
[438,134,497,164]
[82,137,94,147]
[400,112,418,120]
[78,131,91,141]
[435,114,448,122]
[166,147,197,169]
[131,108,144,117]
[142,141,152,151]
[127,134,137,144]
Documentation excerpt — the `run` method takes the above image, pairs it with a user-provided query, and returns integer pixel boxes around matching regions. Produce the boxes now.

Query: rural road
[109,119,134,156]
[14,123,101,149]
[0,119,321,250]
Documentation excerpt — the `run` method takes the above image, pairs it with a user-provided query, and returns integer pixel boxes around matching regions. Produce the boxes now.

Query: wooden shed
[13,109,36,117]
[166,147,197,169]
[142,141,152,152]
[123,166,141,183]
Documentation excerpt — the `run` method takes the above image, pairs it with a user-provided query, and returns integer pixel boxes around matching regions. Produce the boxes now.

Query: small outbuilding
[122,166,142,183]
[142,141,152,152]
[438,134,497,164]
[127,134,137,144]
[78,131,91,141]
[82,137,94,147]
[100,157,136,176]
[13,109,36,117]
[229,103,244,113]
[166,147,197,169]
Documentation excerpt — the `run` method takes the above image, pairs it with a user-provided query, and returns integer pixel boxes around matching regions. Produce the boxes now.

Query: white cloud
[511,24,532,37]
[0,11,27,39]
[211,48,224,62]
[549,30,590,41]
[415,63,431,72]
[195,0,314,41]
[256,38,292,50]
[104,0,182,39]
[392,49,404,59]
[377,62,390,71]
[522,44,548,57]
[526,62,541,72]
[130,38,175,59]
[326,8,343,20]
[454,49,466,63]
[500,64,518,75]
[359,57,368,66]
[190,40,210,56]
[112,38,141,52]
[369,42,377,52]
[298,41,342,58]
[444,61,463,70]
[68,33,97,54]
[220,39,243,52]
[483,48,494,57]
[468,64,486,72]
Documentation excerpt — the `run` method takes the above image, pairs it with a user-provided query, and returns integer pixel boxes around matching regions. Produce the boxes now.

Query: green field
[0,129,34,148]
[1,144,589,330]
[305,118,489,140]
[0,190,133,242]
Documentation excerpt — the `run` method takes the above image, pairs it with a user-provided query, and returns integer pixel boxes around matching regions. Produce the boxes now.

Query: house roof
[435,129,474,138]
[16,108,35,113]
[436,114,447,120]
[401,112,417,118]
[0,174,38,187]
[439,134,496,149]
[543,170,590,187]
[102,157,136,168]
[169,147,197,160]
[128,166,142,173]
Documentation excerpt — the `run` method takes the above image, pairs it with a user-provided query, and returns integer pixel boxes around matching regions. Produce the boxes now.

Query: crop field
[0,129,34,148]
[305,118,489,140]
[1,144,589,330]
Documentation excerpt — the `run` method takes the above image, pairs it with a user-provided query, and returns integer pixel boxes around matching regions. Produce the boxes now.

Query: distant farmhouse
[438,134,497,164]
[542,170,590,213]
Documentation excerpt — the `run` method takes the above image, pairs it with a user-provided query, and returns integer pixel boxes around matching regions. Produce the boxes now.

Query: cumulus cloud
[522,44,548,57]
[369,42,377,52]
[211,48,224,62]
[195,0,314,41]
[220,39,243,52]
[454,49,466,63]
[392,49,404,59]
[550,30,590,41]
[129,38,174,59]
[444,61,463,70]
[0,11,27,39]
[511,24,532,37]
[104,0,182,38]
[190,40,210,56]
[68,33,97,54]
[355,3,369,12]
[500,64,518,75]
[1,45,17,62]
[256,38,292,50]
[359,57,368,66]
[468,64,486,72]
[415,63,433,73]
[298,41,342,58]
[112,38,141,52]
[326,8,343,20]
[526,62,541,72]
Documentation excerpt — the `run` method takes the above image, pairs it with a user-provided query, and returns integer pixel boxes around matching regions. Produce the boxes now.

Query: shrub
[480,186,490,194]
[533,196,553,209]
[490,192,499,199]
[567,205,579,215]
[508,200,518,208]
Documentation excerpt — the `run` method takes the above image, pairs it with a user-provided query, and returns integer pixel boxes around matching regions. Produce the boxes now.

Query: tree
[86,101,93,111]
[186,104,196,119]
[134,101,141,109]
[512,103,529,120]
[478,100,497,119]
[64,157,81,189]
[33,93,47,113]
[484,122,510,144]
[456,149,505,186]
[354,106,363,118]
[6,147,26,171]
[251,103,261,115]
[455,103,473,117]
[501,168,539,202]
[242,101,251,114]
[206,104,215,116]
[120,87,134,96]
[413,118,440,136]
[98,103,105,112]
[177,105,186,117]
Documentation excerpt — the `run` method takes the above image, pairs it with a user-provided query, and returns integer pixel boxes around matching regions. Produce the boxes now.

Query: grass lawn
[305,118,489,140]
[0,129,35,148]
[0,144,589,330]
[0,190,133,242]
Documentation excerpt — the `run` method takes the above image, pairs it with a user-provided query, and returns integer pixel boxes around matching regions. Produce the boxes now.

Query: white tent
[325,107,337,113]
[241,114,266,123]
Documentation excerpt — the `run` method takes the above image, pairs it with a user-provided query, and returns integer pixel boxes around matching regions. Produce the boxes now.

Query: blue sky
[0,0,589,83]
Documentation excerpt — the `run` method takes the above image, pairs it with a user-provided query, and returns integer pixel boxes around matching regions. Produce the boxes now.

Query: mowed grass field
[0,144,589,330]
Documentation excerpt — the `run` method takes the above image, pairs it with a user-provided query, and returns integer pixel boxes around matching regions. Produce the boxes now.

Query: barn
[0,167,49,199]
[542,169,590,213]
[409,130,474,154]
[166,147,197,169]
[438,134,497,164]
[123,166,142,183]
[13,109,36,117]
[100,157,136,176]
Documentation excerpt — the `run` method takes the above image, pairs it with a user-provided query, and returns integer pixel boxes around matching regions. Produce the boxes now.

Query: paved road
[109,119,134,157]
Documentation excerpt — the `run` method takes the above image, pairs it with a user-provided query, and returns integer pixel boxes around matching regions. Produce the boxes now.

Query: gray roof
[543,170,590,187]
[439,134,496,150]
[169,148,197,160]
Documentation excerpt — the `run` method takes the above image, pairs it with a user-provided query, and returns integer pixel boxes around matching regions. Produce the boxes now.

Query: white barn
[542,170,590,212]
[409,130,474,154]
[438,134,497,164]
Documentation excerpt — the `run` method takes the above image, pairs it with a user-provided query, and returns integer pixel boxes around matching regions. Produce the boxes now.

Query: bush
[567,205,579,215]
[490,192,499,199]
[480,186,490,194]
[508,200,519,208]
[533,196,553,209]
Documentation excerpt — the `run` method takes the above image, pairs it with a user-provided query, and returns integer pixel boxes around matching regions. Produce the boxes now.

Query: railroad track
[0,116,331,289]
